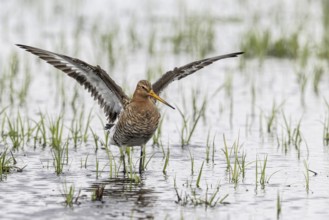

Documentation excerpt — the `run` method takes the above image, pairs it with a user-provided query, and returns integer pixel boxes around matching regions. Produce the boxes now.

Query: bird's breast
[111,102,161,146]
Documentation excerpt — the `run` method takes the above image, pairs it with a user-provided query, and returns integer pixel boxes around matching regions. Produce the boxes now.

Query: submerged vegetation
[61,182,81,207]
[0,148,25,180]
[0,148,15,181]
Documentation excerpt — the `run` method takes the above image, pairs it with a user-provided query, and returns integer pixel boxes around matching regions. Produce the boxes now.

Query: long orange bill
[148,90,175,110]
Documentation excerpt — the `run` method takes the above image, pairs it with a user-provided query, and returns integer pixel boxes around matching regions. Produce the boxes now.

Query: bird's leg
[139,145,145,174]
[119,147,126,175]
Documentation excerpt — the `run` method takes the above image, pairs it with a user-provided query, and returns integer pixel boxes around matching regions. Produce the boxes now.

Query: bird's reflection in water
[87,175,157,218]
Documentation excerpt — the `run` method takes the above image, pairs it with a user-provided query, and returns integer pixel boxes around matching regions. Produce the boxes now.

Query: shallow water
[1,0,329,219]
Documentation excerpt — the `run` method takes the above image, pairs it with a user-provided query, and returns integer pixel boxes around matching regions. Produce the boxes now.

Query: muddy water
[1,0,329,219]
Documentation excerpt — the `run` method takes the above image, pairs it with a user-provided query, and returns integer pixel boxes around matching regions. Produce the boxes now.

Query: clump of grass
[265,101,284,133]
[190,89,207,122]
[170,11,215,58]
[259,155,268,189]
[62,182,81,207]
[204,186,227,209]
[0,53,32,106]
[232,150,247,189]
[122,148,142,183]
[152,117,164,146]
[205,131,216,164]
[70,86,80,114]
[70,119,81,147]
[255,155,278,190]
[52,141,68,175]
[104,145,117,178]
[196,161,204,188]
[34,113,47,147]
[64,184,75,207]
[1,112,30,149]
[48,114,64,149]
[221,134,248,188]
[222,135,232,171]
[144,149,156,173]
[82,109,92,143]
[90,128,99,151]
[100,126,110,150]
[241,29,300,60]
[175,183,229,207]
[81,154,89,169]
[206,132,211,163]
[279,112,303,157]
[162,145,170,174]
[6,113,25,149]
[25,117,37,143]
[0,148,14,180]
[240,30,270,61]
[231,153,240,188]
[178,98,206,146]
[69,108,93,147]
[267,33,299,58]
[0,148,26,181]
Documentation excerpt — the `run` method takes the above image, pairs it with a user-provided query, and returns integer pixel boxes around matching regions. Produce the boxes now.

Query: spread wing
[152,52,243,94]
[16,44,129,123]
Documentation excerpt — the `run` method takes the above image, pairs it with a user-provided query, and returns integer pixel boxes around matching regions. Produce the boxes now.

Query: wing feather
[16,44,129,122]
[152,52,243,94]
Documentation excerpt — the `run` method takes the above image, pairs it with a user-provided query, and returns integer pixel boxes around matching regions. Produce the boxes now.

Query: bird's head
[134,80,175,109]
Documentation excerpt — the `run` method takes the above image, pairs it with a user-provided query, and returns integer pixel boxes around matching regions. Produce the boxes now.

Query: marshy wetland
[1,0,329,219]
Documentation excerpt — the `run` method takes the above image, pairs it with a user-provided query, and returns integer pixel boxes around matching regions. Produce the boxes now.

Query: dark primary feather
[16,44,129,122]
[152,52,244,94]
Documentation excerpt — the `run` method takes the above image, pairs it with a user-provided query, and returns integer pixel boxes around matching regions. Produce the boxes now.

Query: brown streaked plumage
[111,80,167,147]
[16,44,243,174]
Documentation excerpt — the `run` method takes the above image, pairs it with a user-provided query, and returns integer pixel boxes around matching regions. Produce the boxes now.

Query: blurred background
[0,0,329,219]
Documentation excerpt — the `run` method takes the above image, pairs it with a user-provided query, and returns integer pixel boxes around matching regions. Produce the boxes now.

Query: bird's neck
[132,93,149,103]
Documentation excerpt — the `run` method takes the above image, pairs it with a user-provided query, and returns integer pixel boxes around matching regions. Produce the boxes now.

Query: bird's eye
[142,86,148,91]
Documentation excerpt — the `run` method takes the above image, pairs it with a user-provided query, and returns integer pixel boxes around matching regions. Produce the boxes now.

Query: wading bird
[17,44,243,174]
